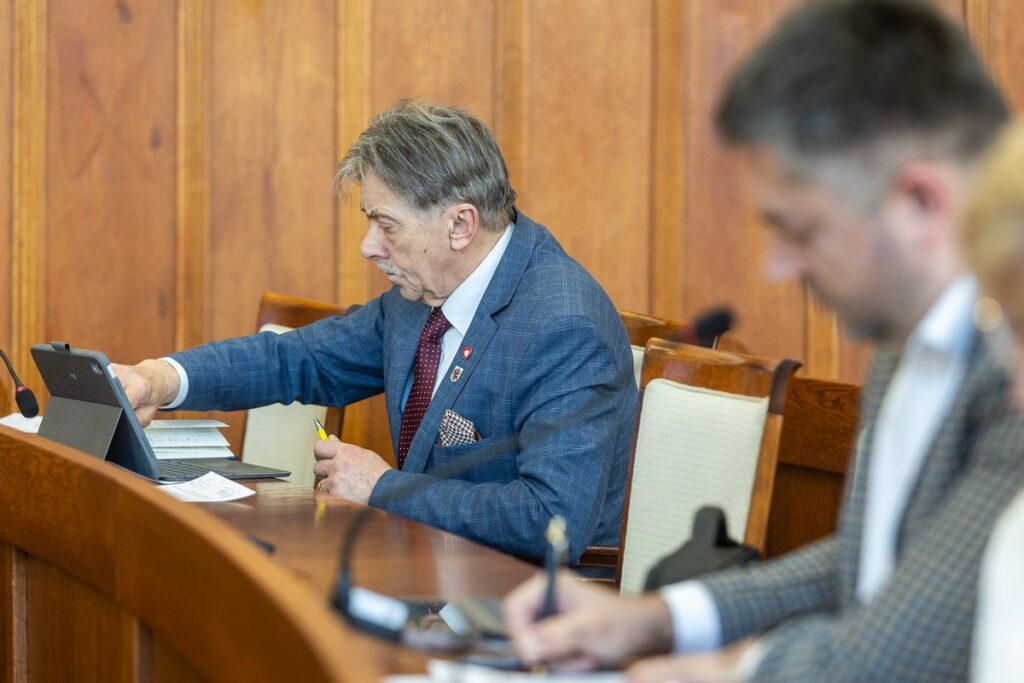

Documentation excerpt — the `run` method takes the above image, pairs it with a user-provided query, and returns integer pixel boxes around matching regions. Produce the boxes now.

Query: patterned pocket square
[439,409,481,447]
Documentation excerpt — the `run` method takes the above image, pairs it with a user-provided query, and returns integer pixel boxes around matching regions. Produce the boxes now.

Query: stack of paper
[144,419,234,460]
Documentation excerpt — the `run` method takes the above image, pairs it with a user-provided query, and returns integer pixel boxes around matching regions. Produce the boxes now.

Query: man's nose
[360,223,388,260]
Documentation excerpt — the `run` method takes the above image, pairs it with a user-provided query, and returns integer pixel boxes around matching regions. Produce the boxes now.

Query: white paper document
[145,419,234,460]
[145,427,230,448]
[157,472,255,503]
[146,419,229,429]
[0,412,42,433]
[152,447,236,460]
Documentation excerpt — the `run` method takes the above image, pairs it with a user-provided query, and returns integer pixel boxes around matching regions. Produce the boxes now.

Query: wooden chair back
[766,375,860,557]
[0,427,384,683]
[614,339,800,592]
[240,292,353,483]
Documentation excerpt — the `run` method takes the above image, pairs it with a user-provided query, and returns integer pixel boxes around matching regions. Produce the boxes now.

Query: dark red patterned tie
[397,307,452,469]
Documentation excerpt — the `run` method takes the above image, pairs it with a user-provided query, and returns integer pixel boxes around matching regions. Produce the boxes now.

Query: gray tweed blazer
[701,331,1024,682]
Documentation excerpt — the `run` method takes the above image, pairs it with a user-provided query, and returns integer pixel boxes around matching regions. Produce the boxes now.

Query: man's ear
[889,161,959,249]
[448,204,482,251]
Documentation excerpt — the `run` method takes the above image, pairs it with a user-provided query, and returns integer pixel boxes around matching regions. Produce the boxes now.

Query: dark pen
[537,516,568,620]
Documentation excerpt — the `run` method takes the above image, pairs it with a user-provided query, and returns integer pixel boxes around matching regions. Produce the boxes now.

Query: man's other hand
[504,570,675,670]
[110,360,181,427]
[313,435,393,504]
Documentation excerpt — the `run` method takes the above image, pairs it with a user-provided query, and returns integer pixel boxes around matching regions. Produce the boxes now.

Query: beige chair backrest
[619,379,770,593]
[616,339,799,593]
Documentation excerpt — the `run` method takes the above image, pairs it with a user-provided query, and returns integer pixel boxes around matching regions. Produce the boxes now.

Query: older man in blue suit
[114,99,637,563]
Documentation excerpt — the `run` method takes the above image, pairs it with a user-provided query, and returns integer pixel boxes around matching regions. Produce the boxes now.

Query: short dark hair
[716,0,1009,163]
[336,99,517,231]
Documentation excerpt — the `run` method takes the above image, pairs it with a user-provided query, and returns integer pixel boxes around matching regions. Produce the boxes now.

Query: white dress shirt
[404,223,514,405]
[162,225,514,411]
[660,277,978,674]
[972,489,1024,683]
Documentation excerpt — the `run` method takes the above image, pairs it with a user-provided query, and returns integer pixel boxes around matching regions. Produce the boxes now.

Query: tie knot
[422,307,451,343]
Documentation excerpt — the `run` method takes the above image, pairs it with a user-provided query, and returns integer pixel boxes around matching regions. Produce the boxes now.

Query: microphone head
[16,387,39,418]
[694,307,735,346]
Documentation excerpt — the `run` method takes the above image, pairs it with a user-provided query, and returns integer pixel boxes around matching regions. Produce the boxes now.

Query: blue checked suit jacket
[698,331,1024,682]
[170,213,637,563]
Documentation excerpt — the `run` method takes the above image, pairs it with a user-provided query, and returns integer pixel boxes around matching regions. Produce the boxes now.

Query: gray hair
[335,99,517,230]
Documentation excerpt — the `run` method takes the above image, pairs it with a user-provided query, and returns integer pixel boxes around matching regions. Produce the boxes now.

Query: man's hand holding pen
[312,416,393,504]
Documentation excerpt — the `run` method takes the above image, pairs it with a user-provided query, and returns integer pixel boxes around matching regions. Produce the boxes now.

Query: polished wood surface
[205,482,537,603]
[0,426,398,682]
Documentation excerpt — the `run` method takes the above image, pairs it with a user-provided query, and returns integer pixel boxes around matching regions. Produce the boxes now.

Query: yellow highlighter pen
[314,416,329,521]
[313,416,329,441]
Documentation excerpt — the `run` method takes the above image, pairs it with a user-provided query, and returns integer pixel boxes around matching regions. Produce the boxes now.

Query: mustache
[375,260,402,276]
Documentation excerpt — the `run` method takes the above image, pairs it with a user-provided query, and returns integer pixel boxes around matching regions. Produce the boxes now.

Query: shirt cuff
[159,357,190,409]
[659,581,723,652]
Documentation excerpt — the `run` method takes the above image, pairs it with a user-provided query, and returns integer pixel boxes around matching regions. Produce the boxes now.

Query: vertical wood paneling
[5,0,1024,453]
[46,0,177,358]
[967,0,1024,111]
[649,0,686,320]
[209,0,338,446]
[679,0,806,363]
[11,0,46,400]
[520,0,653,313]
[370,0,495,121]
[176,0,209,352]
[24,557,135,682]
[0,0,12,417]
[493,0,526,200]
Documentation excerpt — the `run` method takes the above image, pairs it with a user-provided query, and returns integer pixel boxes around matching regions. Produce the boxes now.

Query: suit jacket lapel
[837,345,901,606]
[399,216,538,474]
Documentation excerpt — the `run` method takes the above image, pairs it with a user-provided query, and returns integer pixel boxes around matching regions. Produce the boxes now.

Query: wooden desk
[205,483,535,601]
[0,428,536,682]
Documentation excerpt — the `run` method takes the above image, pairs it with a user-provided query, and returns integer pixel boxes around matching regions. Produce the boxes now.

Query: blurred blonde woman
[965,120,1024,683]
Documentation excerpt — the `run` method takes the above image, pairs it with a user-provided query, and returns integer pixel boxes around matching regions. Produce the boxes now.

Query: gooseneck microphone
[0,348,40,418]
[668,307,735,348]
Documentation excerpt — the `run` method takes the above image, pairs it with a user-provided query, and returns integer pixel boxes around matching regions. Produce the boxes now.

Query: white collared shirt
[406,223,514,404]
[162,224,515,410]
[660,277,978,675]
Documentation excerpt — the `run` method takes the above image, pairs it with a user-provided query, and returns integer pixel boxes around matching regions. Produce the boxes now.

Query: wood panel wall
[1,0,1022,453]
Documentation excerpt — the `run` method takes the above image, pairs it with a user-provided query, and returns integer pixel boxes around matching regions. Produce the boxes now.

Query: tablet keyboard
[157,460,220,481]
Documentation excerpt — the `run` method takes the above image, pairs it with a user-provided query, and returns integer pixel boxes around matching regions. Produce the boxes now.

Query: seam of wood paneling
[336,0,370,307]
[175,0,209,352]
[805,291,839,378]
[337,0,371,448]
[11,0,46,391]
[494,0,526,201]
[964,0,993,63]
[650,0,687,319]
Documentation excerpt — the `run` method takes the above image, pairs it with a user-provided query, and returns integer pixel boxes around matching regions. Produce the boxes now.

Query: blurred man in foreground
[505,1,1024,680]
